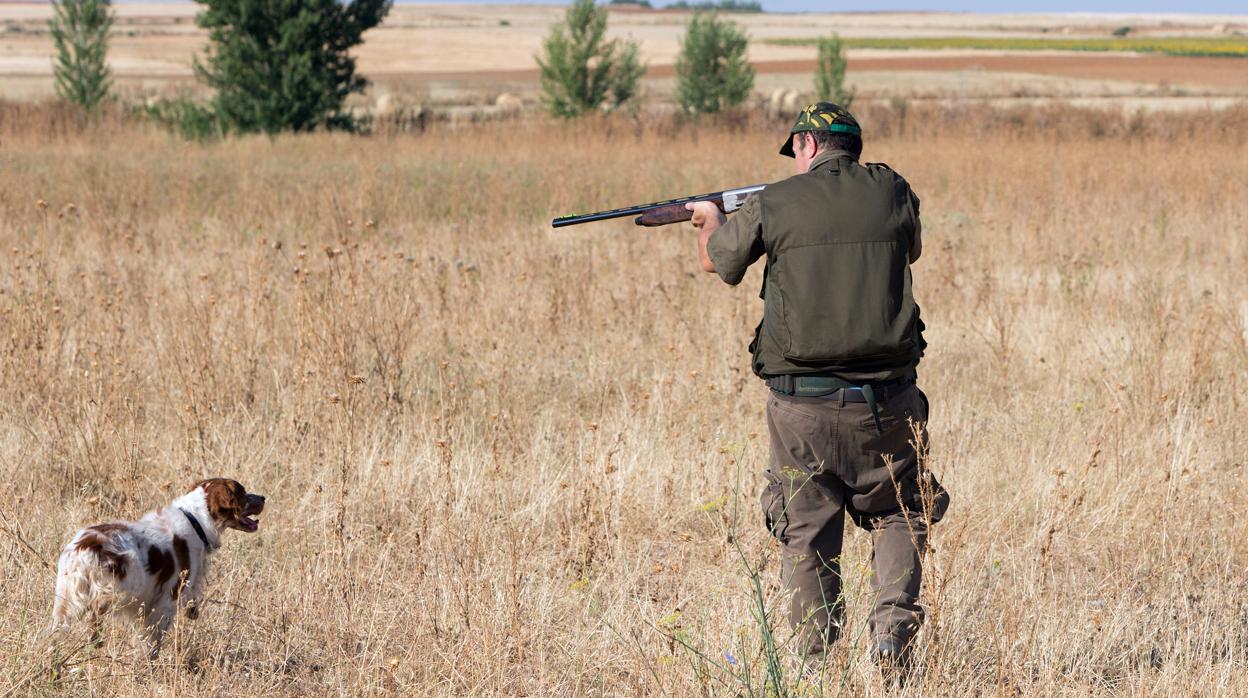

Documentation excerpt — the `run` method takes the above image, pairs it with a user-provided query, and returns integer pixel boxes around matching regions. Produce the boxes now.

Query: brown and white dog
[46,478,265,656]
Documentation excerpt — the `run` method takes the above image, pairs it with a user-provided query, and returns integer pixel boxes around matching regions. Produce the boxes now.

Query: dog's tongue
[239,516,259,532]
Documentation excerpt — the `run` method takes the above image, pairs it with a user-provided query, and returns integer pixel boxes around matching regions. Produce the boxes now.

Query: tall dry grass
[0,104,1246,695]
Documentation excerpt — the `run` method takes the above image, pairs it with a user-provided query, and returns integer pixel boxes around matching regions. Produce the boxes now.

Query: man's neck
[808,148,856,172]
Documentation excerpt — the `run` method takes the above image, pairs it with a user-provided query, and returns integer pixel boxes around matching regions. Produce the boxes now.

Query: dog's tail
[44,543,124,638]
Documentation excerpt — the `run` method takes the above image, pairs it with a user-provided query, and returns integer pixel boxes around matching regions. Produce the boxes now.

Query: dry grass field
[1,103,1247,695]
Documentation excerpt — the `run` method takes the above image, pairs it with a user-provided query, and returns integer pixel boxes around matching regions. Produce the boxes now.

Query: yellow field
[764,35,1248,57]
[1,103,1247,695]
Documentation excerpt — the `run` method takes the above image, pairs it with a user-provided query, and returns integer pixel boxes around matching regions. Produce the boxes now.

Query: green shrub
[49,0,113,113]
[537,0,645,118]
[193,0,392,134]
[814,34,854,107]
[675,12,754,114]
[141,96,225,141]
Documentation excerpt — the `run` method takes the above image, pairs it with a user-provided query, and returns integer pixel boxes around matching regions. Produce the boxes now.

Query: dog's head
[189,478,265,533]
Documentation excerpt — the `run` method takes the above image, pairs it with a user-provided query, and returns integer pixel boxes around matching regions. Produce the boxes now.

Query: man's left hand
[687,201,725,233]
[688,201,726,273]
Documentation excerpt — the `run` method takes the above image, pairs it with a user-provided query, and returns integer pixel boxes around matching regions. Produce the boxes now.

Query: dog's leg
[143,598,178,661]
[147,619,169,661]
[43,606,70,683]
[183,572,206,621]
[44,596,69,640]
[133,604,161,661]
[44,561,85,680]
[87,596,112,649]
[44,597,109,682]
[44,557,81,640]
[137,624,162,661]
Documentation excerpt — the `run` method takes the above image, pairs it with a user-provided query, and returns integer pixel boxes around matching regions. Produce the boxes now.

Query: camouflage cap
[779,102,862,157]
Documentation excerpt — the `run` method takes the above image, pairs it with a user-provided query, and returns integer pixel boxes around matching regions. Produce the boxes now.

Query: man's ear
[796,132,813,156]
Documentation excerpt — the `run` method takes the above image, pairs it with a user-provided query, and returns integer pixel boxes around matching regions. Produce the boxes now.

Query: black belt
[766,375,915,433]
[765,375,913,400]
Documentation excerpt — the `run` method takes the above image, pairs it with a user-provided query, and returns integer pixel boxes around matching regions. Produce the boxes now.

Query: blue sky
[409,1,1245,13]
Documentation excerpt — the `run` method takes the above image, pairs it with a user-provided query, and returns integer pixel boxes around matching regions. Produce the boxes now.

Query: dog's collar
[179,508,215,550]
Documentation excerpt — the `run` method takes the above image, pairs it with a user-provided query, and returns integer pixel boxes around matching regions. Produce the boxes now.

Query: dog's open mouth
[238,496,265,532]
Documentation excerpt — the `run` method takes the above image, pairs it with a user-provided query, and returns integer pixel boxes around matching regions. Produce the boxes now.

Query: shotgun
[551,183,767,228]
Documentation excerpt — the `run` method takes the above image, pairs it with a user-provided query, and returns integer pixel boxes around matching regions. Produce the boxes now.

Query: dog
[46,478,265,657]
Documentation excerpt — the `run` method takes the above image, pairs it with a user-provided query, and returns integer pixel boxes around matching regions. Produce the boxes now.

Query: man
[687,103,950,670]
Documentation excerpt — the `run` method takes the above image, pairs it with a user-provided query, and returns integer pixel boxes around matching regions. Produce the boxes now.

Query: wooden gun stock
[634,201,724,227]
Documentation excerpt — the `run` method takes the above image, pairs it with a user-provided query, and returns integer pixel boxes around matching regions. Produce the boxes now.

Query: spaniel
[46,478,265,656]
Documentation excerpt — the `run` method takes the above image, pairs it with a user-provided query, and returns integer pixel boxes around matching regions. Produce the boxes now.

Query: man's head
[780,102,862,173]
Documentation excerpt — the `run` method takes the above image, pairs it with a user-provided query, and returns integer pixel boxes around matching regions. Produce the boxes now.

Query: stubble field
[1,104,1247,695]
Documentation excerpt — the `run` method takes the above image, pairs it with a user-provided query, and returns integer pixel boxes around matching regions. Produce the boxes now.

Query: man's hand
[688,201,726,273]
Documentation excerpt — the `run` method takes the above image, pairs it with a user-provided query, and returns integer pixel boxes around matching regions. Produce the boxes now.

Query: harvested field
[372,52,1248,89]
[2,3,1246,105]
[811,53,1248,88]
[762,35,1248,58]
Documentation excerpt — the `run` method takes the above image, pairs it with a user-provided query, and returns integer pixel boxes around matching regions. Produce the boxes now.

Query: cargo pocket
[760,475,789,545]
[920,471,950,524]
[912,389,942,523]
[859,386,922,438]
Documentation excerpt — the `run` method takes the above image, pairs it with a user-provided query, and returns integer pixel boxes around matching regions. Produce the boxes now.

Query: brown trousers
[761,384,949,655]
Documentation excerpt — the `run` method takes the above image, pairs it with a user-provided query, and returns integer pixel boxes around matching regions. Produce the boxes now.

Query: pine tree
[193,0,392,134]
[48,0,113,113]
[675,12,754,114]
[536,0,645,118]
[814,34,854,107]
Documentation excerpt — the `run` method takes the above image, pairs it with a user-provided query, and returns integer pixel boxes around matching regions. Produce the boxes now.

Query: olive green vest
[749,154,924,381]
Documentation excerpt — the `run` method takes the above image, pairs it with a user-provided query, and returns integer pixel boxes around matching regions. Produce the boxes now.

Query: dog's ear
[193,479,248,526]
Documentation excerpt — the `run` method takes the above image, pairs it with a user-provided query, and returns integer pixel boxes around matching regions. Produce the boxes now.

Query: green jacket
[706,149,925,382]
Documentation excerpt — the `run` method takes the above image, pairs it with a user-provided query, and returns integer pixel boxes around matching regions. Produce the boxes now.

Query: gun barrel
[551,184,766,229]
[551,202,670,228]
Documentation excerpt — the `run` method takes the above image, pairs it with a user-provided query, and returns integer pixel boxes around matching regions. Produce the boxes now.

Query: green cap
[779,102,861,157]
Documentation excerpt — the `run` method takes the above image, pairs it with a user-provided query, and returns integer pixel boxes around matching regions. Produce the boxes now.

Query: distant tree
[675,12,754,114]
[48,0,113,113]
[1112,25,1132,37]
[608,0,652,7]
[193,0,392,134]
[814,34,854,107]
[537,0,645,118]
[668,0,762,12]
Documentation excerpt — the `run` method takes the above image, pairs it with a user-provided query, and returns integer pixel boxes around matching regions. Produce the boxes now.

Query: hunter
[687,102,950,673]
